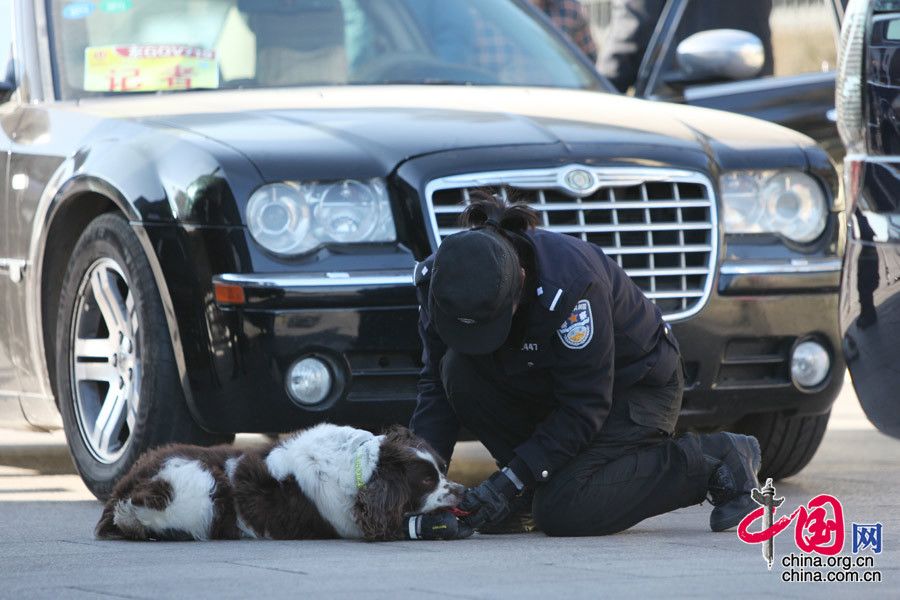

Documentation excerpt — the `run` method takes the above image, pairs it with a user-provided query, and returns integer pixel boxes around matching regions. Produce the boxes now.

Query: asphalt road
[1,378,897,599]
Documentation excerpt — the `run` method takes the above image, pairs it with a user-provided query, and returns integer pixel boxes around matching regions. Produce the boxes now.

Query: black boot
[701,432,762,532]
[477,491,538,535]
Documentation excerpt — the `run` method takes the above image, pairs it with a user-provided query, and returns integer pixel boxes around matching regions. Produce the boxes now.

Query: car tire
[735,411,831,481]
[56,213,228,500]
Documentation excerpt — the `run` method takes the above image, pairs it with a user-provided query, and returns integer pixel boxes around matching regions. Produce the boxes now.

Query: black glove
[458,469,521,529]
[404,511,474,540]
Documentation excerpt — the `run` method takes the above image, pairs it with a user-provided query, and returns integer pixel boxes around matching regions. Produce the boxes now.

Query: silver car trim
[424,165,720,322]
[216,271,416,288]
[844,153,900,164]
[719,259,842,275]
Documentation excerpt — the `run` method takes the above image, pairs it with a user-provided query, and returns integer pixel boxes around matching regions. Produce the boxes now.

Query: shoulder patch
[414,258,434,286]
[557,299,593,350]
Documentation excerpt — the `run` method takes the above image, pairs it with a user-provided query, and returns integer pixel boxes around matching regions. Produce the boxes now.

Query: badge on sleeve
[558,299,593,349]
[414,259,433,286]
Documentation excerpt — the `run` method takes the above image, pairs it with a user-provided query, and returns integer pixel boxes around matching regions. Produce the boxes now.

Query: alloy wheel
[70,258,142,464]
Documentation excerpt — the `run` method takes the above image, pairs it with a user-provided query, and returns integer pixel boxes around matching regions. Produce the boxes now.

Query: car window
[591,0,838,94]
[46,0,601,100]
[888,17,900,39]
[0,0,13,83]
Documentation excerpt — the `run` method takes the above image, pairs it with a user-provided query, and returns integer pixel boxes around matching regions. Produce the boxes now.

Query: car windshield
[47,0,602,99]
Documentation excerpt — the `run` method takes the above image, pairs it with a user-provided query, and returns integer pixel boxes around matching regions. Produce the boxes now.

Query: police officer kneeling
[411,192,762,535]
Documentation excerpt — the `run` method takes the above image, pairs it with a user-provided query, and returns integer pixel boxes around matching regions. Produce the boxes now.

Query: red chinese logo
[738,493,844,556]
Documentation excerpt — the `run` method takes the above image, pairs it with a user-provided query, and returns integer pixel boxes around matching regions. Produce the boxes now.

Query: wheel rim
[70,258,142,464]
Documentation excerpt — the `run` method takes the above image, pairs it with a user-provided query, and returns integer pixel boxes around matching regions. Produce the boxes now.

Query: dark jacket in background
[598,0,774,93]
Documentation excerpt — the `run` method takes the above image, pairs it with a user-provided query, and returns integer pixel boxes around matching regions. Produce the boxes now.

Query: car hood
[68,86,814,181]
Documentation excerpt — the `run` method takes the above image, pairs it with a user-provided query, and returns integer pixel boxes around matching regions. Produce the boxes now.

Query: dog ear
[353,442,411,541]
[383,425,447,473]
[381,424,419,447]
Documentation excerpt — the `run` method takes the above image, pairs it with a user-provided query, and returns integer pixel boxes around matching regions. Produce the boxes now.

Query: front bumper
[677,258,844,428]
[190,259,844,433]
[190,270,420,432]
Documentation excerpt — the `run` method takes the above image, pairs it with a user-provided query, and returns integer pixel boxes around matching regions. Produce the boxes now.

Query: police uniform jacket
[410,228,681,484]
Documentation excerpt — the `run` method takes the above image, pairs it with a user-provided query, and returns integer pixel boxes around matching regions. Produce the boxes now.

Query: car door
[0,0,25,424]
[634,0,844,161]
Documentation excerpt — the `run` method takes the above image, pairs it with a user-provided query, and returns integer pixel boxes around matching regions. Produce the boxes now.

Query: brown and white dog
[95,424,464,541]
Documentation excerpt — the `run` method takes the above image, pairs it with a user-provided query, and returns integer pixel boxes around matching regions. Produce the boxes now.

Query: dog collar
[353,434,384,490]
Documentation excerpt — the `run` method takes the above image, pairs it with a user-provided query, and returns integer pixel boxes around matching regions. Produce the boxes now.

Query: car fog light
[790,341,830,389]
[286,357,332,406]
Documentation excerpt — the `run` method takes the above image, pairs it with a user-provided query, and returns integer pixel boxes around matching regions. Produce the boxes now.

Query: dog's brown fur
[96,444,243,541]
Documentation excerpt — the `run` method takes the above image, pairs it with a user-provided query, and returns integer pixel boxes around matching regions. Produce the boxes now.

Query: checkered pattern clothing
[531,0,598,62]
[471,12,530,83]
[470,0,598,83]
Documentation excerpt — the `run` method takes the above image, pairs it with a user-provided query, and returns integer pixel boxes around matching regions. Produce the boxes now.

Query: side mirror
[675,29,764,84]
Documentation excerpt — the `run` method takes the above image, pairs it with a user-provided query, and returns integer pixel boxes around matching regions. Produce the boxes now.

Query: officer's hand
[458,470,520,529]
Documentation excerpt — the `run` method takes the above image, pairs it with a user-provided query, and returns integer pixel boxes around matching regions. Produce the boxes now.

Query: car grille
[425,167,718,320]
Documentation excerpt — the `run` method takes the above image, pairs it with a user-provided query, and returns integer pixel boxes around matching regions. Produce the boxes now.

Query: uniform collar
[523,230,576,339]
[521,282,569,341]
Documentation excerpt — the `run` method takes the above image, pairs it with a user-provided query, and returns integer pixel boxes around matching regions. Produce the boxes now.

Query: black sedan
[1,0,844,497]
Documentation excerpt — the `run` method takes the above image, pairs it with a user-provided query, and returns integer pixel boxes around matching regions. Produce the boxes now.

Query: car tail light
[836,0,870,153]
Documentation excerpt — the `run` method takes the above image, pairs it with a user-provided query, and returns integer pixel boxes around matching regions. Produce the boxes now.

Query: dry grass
[770,9,837,76]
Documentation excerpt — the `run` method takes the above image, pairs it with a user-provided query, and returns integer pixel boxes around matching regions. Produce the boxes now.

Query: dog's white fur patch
[224,457,240,481]
[128,457,216,540]
[265,423,381,539]
[414,449,459,513]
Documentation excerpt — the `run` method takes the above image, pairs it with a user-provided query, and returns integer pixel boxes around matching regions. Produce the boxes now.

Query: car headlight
[720,171,828,243]
[246,179,396,255]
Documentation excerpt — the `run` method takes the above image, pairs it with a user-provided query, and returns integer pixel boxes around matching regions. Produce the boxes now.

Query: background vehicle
[584,0,847,161]
[1,0,843,497]
[837,0,900,438]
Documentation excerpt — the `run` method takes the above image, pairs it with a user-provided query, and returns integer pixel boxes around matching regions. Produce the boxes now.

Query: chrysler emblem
[563,169,595,194]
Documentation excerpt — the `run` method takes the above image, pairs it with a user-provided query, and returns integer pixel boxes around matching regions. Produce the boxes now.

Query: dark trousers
[442,350,711,536]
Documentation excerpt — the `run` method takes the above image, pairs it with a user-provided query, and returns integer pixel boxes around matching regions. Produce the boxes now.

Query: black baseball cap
[429,228,522,355]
